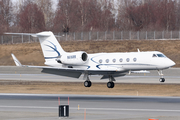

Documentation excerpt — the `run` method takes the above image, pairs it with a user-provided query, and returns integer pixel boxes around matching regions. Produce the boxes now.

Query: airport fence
[1,31,180,44]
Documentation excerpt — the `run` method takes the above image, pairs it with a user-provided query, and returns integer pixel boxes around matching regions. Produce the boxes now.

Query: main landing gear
[84,80,92,87]
[107,75,115,88]
[83,74,116,88]
[107,82,114,88]
[158,70,165,83]
[83,75,92,87]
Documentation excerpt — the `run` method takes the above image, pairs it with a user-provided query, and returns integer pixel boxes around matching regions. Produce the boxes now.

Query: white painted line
[0,106,57,109]
[0,106,180,112]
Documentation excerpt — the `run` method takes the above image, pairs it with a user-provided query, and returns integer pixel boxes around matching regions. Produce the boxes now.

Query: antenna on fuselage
[137,48,140,52]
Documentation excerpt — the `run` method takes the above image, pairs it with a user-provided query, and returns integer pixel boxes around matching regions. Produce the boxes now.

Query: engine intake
[82,52,88,61]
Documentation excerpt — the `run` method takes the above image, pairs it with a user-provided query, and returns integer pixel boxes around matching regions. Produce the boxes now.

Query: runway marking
[0,106,180,112]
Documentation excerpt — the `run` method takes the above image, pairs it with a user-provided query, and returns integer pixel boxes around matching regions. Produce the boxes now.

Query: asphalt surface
[0,67,180,119]
[0,94,180,120]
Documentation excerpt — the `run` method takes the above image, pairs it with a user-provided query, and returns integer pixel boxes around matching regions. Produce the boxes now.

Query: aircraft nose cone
[169,60,176,67]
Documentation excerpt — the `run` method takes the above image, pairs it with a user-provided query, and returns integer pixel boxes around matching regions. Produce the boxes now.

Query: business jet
[7,31,175,88]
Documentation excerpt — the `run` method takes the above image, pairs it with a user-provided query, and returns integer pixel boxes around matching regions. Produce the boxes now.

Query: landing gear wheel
[88,81,92,87]
[159,78,165,82]
[84,81,92,87]
[107,82,115,88]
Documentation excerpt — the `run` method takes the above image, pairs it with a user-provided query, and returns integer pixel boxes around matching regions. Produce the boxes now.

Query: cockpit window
[153,54,166,58]
[152,54,157,57]
[157,54,166,57]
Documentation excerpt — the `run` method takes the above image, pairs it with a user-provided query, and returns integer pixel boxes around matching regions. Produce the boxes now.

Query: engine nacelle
[56,51,88,65]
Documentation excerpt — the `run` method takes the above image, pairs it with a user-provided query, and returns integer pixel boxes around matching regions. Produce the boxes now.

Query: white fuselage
[45,51,175,72]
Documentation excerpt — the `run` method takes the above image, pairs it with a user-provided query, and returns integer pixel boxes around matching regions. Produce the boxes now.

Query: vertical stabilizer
[36,31,65,62]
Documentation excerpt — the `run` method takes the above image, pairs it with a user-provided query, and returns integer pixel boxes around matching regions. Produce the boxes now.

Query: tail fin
[36,31,65,62]
[11,54,22,66]
[6,31,65,63]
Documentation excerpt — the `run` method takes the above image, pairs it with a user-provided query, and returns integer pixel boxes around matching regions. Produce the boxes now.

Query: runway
[0,67,180,119]
[0,94,180,120]
[0,67,180,83]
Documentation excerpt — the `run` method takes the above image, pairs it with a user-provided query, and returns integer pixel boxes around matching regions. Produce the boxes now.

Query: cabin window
[126,58,130,62]
[119,58,123,62]
[112,59,116,63]
[99,59,102,63]
[133,58,137,62]
[106,59,109,63]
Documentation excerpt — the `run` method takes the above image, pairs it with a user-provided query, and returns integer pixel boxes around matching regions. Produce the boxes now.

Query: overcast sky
[11,0,58,10]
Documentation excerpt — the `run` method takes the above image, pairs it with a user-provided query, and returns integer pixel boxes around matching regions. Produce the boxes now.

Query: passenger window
[133,58,137,62]
[152,54,157,57]
[119,58,123,62]
[99,59,102,63]
[112,59,116,63]
[126,58,130,62]
[106,59,109,63]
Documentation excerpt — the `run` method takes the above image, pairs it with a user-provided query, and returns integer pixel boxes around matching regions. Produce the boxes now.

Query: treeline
[1,0,180,34]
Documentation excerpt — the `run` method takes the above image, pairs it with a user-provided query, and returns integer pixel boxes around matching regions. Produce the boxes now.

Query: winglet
[11,54,22,66]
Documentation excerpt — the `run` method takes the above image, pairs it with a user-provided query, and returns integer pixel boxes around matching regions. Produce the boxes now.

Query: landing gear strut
[158,70,165,83]
[107,75,115,88]
[83,74,92,87]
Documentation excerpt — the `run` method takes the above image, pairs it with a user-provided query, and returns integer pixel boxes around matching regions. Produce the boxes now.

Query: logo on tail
[44,41,61,59]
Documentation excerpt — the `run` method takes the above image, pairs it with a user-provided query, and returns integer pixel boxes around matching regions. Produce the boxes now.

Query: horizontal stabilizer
[4,32,52,37]
[11,54,22,66]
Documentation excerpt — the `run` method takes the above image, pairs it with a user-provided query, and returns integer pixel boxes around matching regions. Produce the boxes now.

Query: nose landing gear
[159,78,165,82]
[158,70,165,83]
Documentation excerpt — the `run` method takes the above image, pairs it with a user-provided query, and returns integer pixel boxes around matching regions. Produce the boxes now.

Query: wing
[11,53,127,78]
[29,65,127,78]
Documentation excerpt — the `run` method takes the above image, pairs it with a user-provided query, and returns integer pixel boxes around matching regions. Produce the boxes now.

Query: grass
[0,40,180,66]
[1,81,180,96]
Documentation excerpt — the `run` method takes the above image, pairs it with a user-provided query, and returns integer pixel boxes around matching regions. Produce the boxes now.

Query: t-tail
[36,31,66,64]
